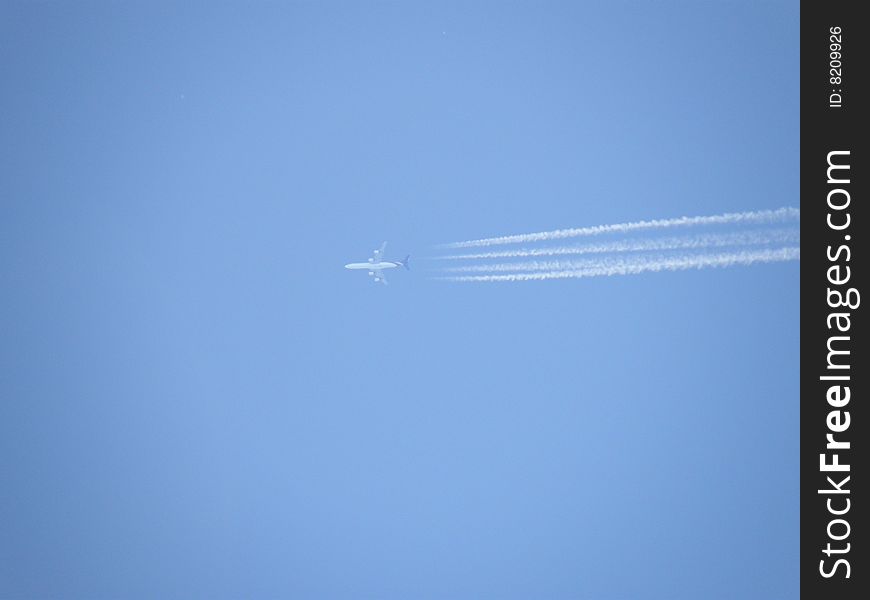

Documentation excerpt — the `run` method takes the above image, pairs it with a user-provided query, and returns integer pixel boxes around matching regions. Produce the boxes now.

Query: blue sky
[1,2,799,598]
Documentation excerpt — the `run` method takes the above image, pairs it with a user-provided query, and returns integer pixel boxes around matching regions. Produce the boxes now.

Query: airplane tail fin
[401,255,410,270]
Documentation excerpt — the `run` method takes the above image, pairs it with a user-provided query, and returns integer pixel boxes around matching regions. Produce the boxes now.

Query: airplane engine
[368,271,374,276]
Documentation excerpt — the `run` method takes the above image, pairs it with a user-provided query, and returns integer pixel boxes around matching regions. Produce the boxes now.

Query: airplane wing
[371,269,388,285]
[372,242,387,262]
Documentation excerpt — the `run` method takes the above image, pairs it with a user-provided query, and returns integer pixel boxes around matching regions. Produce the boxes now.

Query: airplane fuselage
[344,261,401,270]
[346,242,409,284]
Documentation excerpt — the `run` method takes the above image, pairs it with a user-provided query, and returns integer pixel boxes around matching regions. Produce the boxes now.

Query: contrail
[435,228,800,262]
[442,256,606,274]
[439,207,800,249]
[435,247,800,282]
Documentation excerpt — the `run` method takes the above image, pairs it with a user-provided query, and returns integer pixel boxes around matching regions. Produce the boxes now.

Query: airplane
[345,242,410,285]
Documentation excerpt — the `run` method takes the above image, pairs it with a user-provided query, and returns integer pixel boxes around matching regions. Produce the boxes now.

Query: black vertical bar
[801,1,866,597]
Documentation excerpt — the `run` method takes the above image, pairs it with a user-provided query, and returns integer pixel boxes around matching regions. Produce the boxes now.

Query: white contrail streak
[435,228,800,263]
[443,256,605,274]
[439,207,800,249]
[436,247,800,282]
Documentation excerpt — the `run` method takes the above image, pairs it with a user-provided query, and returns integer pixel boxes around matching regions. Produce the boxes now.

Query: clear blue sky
[1,2,798,598]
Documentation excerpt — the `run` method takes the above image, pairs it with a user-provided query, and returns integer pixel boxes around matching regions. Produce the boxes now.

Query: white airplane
[345,242,410,285]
